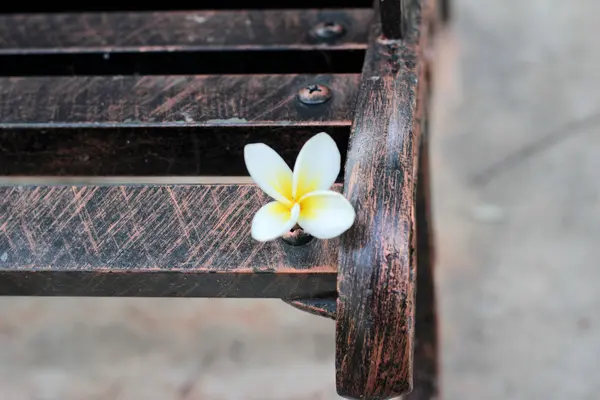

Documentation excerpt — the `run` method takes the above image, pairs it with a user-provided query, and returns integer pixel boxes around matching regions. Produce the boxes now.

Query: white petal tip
[292,132,341,199]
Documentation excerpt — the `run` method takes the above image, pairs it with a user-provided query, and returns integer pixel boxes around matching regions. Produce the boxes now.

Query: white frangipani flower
[244,132,356,242]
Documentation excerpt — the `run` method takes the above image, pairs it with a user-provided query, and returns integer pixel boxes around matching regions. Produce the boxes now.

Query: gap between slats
[0,1,373,12]
[0,176,254,185]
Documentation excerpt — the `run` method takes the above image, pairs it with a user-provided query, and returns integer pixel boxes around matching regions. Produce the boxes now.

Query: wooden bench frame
[0,1,446,398]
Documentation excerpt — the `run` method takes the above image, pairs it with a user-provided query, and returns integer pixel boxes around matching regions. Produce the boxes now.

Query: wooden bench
[0,1,447,398]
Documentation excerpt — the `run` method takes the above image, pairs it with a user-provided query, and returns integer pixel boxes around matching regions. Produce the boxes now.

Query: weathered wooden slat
[335,0,427,398]
[0,74,358,127]
[0,10,371,54]
[0,74,356,176]
[0,184,341,298]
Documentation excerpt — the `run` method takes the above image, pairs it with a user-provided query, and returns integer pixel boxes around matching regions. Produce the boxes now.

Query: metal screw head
[297,84,332,105]
[311,21,345,41]
[281,226,313,246]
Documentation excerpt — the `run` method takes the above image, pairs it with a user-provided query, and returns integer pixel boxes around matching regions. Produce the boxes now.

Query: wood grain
[0,74,356,176]
[0,74,359,127]
[0,184,340,298]
[0,9,371,54]
[335,0,428,398]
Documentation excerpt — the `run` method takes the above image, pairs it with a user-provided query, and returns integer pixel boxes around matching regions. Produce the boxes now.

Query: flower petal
[298,190,355,239]
[251,202,300,242]
[244,143,293,205]
[292,132,341,200]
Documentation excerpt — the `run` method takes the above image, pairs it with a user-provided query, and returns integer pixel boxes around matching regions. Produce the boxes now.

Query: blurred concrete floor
[2,0,600,399]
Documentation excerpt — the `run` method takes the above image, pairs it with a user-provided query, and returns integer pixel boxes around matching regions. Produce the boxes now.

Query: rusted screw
[311,21,345,41]
[297,84,332,105]
[281,225,313,246]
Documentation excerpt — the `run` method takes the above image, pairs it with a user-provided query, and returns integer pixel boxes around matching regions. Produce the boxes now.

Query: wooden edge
[335,0,427,398]
[0,74,359,127]
[283,296,337,320]
[0,183,342,298]
[0,9,372,54]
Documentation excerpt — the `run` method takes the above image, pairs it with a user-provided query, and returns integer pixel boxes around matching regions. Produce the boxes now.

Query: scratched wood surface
[0,10,371,54]
[0,184,341,297]
[335,0,427,398]
[0,74,356,176]
[0,74,359,126]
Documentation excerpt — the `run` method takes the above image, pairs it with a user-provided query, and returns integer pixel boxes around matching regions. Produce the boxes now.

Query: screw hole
[281,225,314,246]
[310,21,345,41]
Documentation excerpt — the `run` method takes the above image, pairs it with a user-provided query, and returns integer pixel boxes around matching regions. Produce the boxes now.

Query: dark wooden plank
[0,9,371,55]
[335,0,427,398]
[0,184,341,298]
[0,74,357,176]
[379,0,410,39]
[0,74,359,127]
